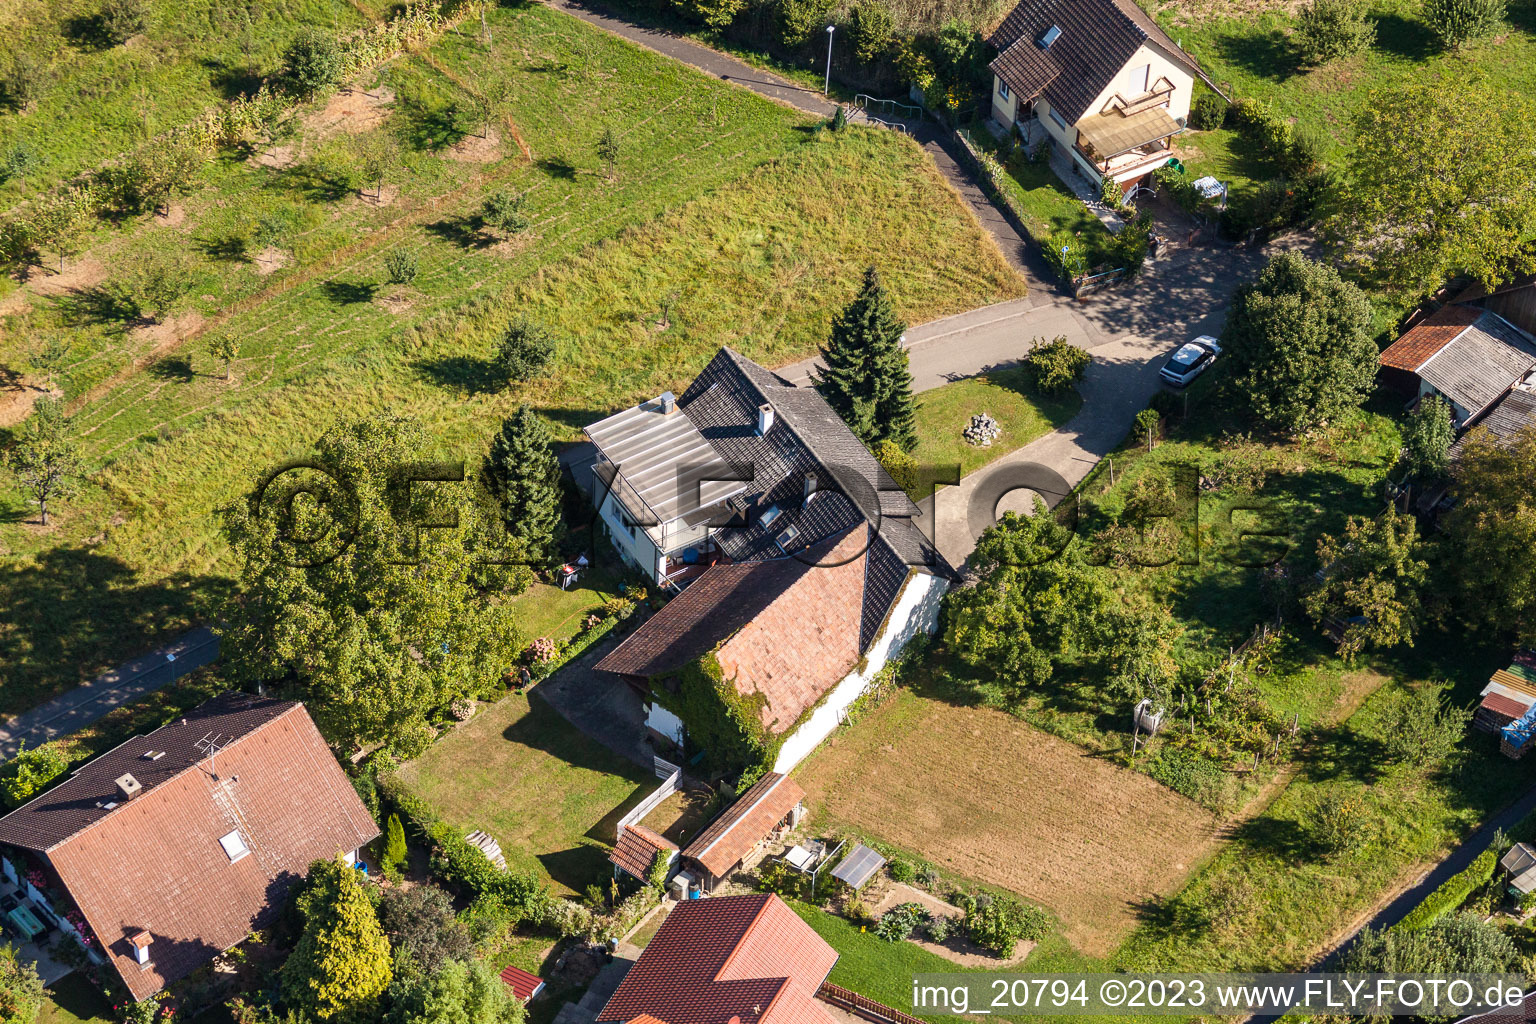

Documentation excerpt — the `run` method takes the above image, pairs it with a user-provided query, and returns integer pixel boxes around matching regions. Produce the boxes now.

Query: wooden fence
[817,982,927,1024]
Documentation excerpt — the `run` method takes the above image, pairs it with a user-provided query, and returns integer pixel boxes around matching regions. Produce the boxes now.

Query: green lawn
[1157,0,1536,162]
[1173,126,1287,205]
[910,365,1081,480]
[37,973,111,1024]
[392,687,651,897]
[506,569,623,645]
[994,153,1117,268]
[0,0,1022,717]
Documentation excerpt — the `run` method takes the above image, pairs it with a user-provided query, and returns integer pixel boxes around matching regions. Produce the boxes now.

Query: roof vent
[757,402,775,436]
[1037,24,1062,48]
[115,773,143,802]
[658,391,676,415]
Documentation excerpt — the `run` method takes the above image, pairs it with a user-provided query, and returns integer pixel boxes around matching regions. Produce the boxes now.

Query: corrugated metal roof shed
[586,394,746,525]
[830,843,886,890]
[1418,312,1536,423]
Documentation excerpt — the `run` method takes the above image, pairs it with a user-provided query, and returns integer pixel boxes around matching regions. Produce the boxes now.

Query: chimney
[130,930,152,966]
[757,402,774,436]
[658,391,676,415]
[803,471,818,506]
[115,773,143,802]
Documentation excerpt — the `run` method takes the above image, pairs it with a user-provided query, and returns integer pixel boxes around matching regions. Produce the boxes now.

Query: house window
[774,523,801,552]
[606,496,637,539]
[219,830,250,863]
[759,503,782,528]
[997,79,1011,101]
[1048,107,1069,131]
[1130,63,1151,94]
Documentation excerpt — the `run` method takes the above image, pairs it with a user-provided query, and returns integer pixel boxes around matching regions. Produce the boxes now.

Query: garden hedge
[1395,849,1496,932]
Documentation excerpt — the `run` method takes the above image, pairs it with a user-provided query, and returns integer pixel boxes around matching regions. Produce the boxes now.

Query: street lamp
[824,24,835,97]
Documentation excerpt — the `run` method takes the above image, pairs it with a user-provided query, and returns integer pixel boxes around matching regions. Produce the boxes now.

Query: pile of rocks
[963,412,1001,447]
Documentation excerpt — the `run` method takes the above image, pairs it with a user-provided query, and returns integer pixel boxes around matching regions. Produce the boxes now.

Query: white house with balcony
[987,0,1210,191]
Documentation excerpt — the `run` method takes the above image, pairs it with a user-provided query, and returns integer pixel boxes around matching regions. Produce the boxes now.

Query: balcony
[1105,77,1177,117]
[1074,103,1183,182]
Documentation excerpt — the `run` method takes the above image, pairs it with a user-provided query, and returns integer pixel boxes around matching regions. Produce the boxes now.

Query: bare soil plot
[795,691,1221,955]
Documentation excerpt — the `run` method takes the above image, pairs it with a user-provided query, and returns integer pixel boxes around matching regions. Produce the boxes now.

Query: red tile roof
[597,894,838,1024]
[0,695,380,1001]
[682,773,804,879]
[499,964,546,1002]
[611,825,678,882]
[1481,692,1531,720]
[1379,305,1482,371]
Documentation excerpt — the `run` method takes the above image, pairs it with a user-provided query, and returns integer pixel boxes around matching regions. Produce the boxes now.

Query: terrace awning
[1076,105,1182,159]
[830,843,886,890]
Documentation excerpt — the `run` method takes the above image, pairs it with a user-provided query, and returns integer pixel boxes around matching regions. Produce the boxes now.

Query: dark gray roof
[1452,388,1536,461]
[1418,311,1536,423]
[830,843,886,890]
[584,394,745,525]
[989,0,1198,125]
[0,695,297,852]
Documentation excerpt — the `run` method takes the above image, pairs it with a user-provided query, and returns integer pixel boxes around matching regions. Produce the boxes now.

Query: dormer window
[1037,24,1061,49]
[774,523,801,553]
[759,504,782,528]
[219,830,250,863]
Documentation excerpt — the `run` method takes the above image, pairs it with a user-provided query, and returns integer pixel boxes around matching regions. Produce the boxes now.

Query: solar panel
[831,843,886,890]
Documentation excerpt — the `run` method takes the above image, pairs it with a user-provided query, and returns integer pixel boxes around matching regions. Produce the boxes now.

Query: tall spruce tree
[814,266,917,450]
[281,860,392,1022]
[481,405,563,566]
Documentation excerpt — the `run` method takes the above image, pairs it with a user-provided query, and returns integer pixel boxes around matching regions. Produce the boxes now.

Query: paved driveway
[535,631,653,769]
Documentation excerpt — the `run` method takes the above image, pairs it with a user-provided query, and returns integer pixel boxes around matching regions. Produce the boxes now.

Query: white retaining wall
[772,570,949,774]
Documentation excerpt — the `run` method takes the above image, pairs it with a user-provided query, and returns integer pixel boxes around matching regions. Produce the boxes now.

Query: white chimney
[803,472,818,506]
[115,773,143,802]
[658,391,676,415]
[130,930,151,966]
[757,402,774,436]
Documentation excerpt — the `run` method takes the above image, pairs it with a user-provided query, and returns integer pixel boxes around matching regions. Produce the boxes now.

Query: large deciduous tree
[282,860,392,1022]
[944,501,1109,694]
[1441,422,1536,643]
[0,942,43,1024]
[1302,508,1428,659]
[1335,81,1536,294]
[814,266,917,451]
[385,959,524,1024]
[216,416,524,749]
[5,396,79,527]
[481,405,563,567]
[1221,252,1377,432]
[377,884,471,974]
[1401,394,1455,479]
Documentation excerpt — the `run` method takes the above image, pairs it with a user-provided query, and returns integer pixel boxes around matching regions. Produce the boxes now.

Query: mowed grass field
[910,364,1081,479]
[793,684,1221,956]
[392,688,652,896]
[0,1,1023,714]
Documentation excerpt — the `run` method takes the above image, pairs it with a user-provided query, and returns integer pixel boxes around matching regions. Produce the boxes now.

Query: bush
[481,189,528,234]
[1295,0,1376,63]
[1423,0,1506,47]
[874,439,918,498]
[757,860,803,898]
[383,813,407,873]
[100,0,148,43]
[1099,176,1124,209]
[497,315,557,382]
[1188,91,1228,131]
[926,915,954,942]
[1312,787,1375,856]
[888,860,916,884]
[873,902,926,941]
[774,0,836,47]
[1025,335,1091,394]
[963,893,1047,955]
[0,743,69,809]
[424,821,546,920]
[384,248,418,286]
[1398,850,1497,930]
[0,145,36,183]
[1110,213,1154,277]
[847,1,895,63]
[281,29,343,97]
[673,0,746,28]
[829,105,849,132]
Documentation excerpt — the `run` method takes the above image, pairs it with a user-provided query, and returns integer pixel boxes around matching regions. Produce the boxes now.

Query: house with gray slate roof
[583,348,951,776]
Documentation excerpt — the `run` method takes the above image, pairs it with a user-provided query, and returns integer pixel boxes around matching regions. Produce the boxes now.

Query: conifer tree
[814,266,917,451]
[281,860,392,1021]
[481,405,563,566]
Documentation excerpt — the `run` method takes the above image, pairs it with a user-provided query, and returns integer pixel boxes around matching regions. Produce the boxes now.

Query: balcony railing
[1108,78,1176,117]
[1078,139,1173,178]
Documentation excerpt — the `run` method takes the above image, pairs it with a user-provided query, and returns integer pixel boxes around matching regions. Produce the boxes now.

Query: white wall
[991,75,1019,128]
[600,492,663,581]
[771,571,949,774]
[1084,43,1194,123]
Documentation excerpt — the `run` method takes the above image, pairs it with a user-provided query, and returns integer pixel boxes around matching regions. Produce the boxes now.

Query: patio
[0,879,83,984]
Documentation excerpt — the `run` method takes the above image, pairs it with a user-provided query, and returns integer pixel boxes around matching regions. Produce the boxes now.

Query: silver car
[1159,335,1222,388]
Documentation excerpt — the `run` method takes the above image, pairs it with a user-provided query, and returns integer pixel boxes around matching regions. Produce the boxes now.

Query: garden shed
[1502,842,1536,895]
[830,844,886,891]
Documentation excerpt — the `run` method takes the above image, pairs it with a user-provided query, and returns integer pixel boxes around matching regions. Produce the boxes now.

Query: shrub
[774,0,836,47]
[1099,176,1124,209]
[425,822,547,919]
[1295,0,1376,63]
[1398,850,1496,930]
[100,0,148,43]
[847,1,895,63]
[874,439,918,498]
[383,813,407,873]
[1188,91,1229,131]
[378,882,470,971]
[1110,213,1155,277]
[1135,407,1161,450]
[674,0,746,28]
[1422,0,1506,48]
[874,902,926,941]
[757,860,802,898]
[1403,395,1455,478]
[963,893,1047,955]
[926,915,954,942]
[0,145,37,183]
[384,248,418,286]
[497,315,557,383]
[888,860,917,884]
[1312,786,1375,856]
[845,896,870,923]
[281,29,343,97]
[481,189,528,234]
[0,743,69,809]
[0,60,44,112]
[829,105,849,132]
[1026,335,1091,394]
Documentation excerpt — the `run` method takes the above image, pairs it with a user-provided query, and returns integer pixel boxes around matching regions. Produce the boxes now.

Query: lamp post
[824,24,835,97]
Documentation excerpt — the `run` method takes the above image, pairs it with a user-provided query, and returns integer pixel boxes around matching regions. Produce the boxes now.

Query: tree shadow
[1212,28,1300,82]
[394,100,468,152]
[423,217,496,251]
[415,355,504,396]
[61,14,114,51]
[1509,0,1536,33]
[1221,812,1319,859]
[198,56,264,100]
[194,233,251,263]
[148,356,196,382]
[286,159,355,203]
[1372,13,1440,60]
[48,285,142,328]
[530,406,621,435]
[321,280,378,305]
[537,156,577,180]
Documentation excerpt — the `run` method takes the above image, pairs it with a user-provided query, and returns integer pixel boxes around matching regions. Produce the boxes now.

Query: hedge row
[1395,849,1496,932]
[532,614,621,681]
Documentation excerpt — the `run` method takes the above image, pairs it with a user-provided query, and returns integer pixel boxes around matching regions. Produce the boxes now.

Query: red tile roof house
[596,893,845,1024]
[0,694,379,1002]
[586,348,952,781]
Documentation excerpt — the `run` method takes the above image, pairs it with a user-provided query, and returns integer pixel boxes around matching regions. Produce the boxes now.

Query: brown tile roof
[597,894,838,1024]
[611,825,678,882]
[0,694,379,1001]
[499,964,545,1002]
[988,0,1199,124]
[682,773,804,878]
[1379,305,1482,371]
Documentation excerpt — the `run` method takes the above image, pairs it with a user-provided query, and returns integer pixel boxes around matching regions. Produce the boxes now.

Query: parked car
[1159,335,1221,387]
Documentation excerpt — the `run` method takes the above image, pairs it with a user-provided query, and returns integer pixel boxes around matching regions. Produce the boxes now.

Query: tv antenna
[195,732,230,777]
